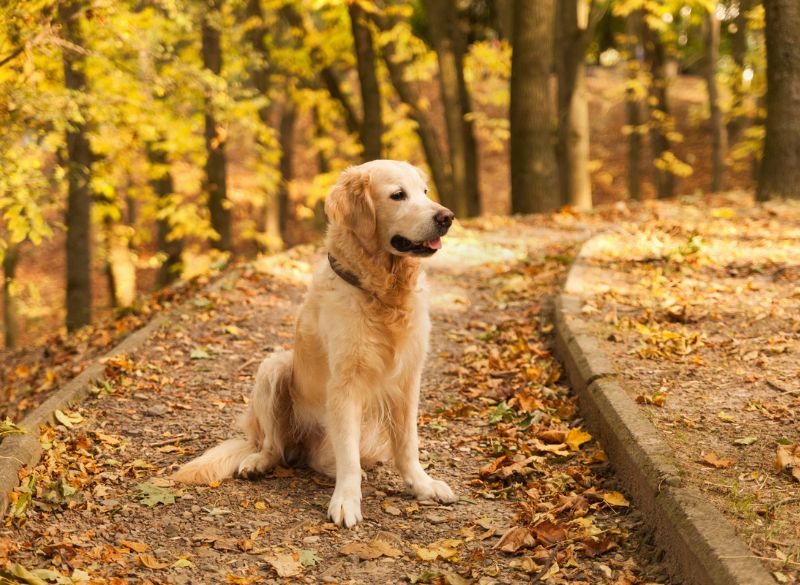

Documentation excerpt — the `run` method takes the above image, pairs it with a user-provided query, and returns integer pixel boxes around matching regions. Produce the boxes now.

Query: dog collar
[328,254,364,291]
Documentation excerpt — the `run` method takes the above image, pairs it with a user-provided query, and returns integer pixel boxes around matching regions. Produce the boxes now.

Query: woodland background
[1,0,799,350]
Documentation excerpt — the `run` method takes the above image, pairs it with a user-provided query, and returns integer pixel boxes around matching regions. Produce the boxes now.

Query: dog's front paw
[236,453,271,479]
[413,478,457,504]
[328,487,363,528]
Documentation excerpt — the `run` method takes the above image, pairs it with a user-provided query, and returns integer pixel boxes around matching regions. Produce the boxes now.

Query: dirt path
[2,219,672,584]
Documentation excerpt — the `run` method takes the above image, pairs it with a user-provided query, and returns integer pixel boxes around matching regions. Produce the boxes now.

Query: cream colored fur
[172,160,456,527]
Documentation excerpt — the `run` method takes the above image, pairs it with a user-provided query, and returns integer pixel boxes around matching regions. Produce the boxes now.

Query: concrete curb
[0,269,240,518]
[554,235,774,585]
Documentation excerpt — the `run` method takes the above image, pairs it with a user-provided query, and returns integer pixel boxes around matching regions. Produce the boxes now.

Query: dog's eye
[390,190,406,201]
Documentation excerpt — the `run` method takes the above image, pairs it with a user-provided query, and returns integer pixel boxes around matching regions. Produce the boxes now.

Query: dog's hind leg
[236,350,294,479]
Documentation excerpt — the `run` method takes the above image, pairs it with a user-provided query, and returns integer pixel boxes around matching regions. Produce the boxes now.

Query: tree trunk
[643,21,674,199]
[277,99,296,246]
[245,0,283,252]
[202,0,231,251]
[147,143,183,285]
[424,0,481,217]
[2,244,19,348]
[510,0,559,214]
[493,0,514,40]
[349,2,383,161]
[625,10,643,201]
[728,0,750,145]
[60,0,92,332]
[374,12,454,209]
[704,5,726,192]
[757,0,800,200]
[555,0,592,209]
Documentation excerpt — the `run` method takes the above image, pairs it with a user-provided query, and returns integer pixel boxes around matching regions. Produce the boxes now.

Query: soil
[1,219,673,584]
[576,193,800,582]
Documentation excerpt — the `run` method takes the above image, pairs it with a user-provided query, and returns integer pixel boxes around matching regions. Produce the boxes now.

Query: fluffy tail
[172,350,294,485]
[171,437,256,484]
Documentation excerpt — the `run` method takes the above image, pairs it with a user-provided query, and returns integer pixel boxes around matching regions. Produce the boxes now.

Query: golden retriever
[173,160,457,527]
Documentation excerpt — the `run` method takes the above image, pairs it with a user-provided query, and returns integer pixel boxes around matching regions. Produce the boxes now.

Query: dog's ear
[324,167,376,240]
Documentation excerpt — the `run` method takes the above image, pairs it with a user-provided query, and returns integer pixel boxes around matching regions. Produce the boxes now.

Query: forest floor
[575,193,800,583]
[0,215,674,585]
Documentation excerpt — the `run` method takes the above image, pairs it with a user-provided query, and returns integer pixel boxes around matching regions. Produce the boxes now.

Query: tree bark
[643,20,674,199]
[147,143,183,285]
[704,5,726,192]
[757,0,800,200]
[245,0,284,251]
[510,0,559,214]
[555,0,592,209]
[728,0,750,145]
[2,244,19,348]
[277,99,296,246]
[349,2,383,161]
[625,10,643,201]
[373,12,455,209]
[60,0,92,332]
[202,0,231,251]
[424,0,481,217]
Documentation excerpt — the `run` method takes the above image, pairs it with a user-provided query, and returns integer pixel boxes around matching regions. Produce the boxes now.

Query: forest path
[2,217,672,585]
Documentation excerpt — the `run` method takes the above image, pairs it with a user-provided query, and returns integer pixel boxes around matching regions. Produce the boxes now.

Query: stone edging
[554,235,774,585]
[0,269,240,518]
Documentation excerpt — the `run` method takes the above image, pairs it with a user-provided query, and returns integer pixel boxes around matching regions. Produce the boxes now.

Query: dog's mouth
[390,235,442,256]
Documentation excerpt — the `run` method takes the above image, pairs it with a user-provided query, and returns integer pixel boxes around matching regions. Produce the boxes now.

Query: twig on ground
[531,543,560,584]
[769,496,800,510]
[149,435,199,448]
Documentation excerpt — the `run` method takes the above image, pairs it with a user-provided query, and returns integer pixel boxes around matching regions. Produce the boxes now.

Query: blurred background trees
[0,0,797,346]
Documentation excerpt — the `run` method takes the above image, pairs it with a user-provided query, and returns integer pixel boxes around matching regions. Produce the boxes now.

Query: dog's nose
[434,209,455,229]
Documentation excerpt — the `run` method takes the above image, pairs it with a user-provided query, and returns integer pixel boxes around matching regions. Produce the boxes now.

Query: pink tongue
[425,238,442,250]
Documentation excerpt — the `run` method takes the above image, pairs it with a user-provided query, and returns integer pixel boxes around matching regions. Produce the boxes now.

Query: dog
[172,160,457,527]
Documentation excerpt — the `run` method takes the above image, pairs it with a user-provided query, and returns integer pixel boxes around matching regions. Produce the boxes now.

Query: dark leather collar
[328,253,364,291]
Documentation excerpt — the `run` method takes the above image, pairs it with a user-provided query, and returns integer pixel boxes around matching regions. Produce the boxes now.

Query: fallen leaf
[566,427,592,451]
[698,452,734,469]
[0,418,26,437]
[135,481,176,507]
[581,537,617,557]
[717,411,735,423]
[602,491,630,507]
[138,553,169,569]
[532,520,567,545]
[190,348,213,360]
[119,540,148,553]
[298,549,320,566]
[479,455,507,476]
[734,437,757,446]
[340,538,402,560]
[536,430,566,444]
[494,526,534,553]
[414,539,462,561]
[774,444,800,482]
[264,552,303,577]
[173,559,195,568]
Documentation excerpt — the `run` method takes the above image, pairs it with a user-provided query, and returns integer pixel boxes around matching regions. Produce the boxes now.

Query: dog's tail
[172,350,294,485]
[170,437,256,484]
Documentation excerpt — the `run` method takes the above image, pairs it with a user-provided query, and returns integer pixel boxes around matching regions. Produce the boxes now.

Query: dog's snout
[434,209,455,230]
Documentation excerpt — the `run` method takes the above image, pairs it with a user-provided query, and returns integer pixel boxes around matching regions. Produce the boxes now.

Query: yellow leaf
[602,491,630,507]
[254,501,267,510]
[566,428,592,451]
[120,540,148,553]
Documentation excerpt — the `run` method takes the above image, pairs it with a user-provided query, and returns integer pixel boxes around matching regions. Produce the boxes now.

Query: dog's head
[325,160,455,257]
